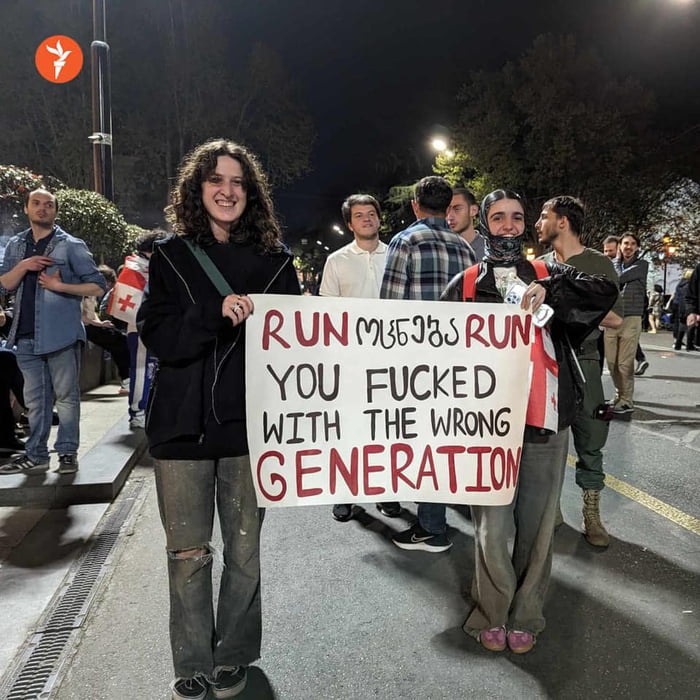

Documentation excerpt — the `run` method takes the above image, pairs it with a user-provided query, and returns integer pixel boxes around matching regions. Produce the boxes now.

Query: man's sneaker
[118,378,130,395]
[0,454,49,475]
[212,666,247,698]
[170,676,208,700]
[376,501,402,518]
[634,360,649,376]
[392,523,452,552]
[57,454,79,474]
[332,503,353,522]
[611,401,634,415]
[129,412,146,430]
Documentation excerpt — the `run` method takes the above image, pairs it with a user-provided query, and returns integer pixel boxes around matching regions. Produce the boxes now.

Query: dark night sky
[224,0,700,238]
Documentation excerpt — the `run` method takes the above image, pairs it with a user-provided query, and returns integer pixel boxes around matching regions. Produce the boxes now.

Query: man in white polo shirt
[319,193,401,522]
[320,194,386,298]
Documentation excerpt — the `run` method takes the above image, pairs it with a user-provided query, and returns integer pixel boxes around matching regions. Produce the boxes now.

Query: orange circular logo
[35,35,84,84]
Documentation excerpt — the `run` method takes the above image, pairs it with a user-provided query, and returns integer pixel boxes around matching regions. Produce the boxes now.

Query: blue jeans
[126,331,157,418]
[15,339,81,463]
[154,456,263,679]
[418,503,447,535]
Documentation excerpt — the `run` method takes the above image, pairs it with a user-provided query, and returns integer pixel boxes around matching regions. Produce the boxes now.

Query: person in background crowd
[380,175,475,553]
[647,284,664,334]
[0,301,26,454]
[442,189,617,654]
[0,188,106,475]
[446,187,485,260]
[82,265,131,395]
[319,193,401,523]
[138,139,300,700]
[604,233,648,412]
[602,236,649,376]
[671,269,697,351]
[686,263,700,334]
[109,231,165,428]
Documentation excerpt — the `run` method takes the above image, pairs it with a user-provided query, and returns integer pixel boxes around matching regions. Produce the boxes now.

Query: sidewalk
[0,381,146,680]
[0,383,144,508]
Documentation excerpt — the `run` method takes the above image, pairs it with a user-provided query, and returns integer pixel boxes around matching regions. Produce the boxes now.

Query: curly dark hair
[165,139,283,253]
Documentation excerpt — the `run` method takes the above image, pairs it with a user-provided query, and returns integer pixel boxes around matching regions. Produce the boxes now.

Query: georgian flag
[526,324,559,433]
[108,255,149,330]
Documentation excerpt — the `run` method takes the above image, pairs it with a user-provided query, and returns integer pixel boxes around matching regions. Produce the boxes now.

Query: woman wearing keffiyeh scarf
[441,189,617,654]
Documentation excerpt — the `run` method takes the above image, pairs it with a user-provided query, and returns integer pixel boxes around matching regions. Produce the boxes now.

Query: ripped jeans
[154,456,263,679]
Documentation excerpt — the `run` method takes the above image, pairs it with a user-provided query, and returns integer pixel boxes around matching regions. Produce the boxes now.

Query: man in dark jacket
[603,233,648,413]
[684,263,699,342]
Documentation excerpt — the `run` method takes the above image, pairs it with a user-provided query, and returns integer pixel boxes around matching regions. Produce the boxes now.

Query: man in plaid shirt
[380,175,475,552]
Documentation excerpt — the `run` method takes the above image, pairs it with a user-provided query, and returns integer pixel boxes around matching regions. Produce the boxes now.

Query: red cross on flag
[108,255,149,330]
[525,325,559,433]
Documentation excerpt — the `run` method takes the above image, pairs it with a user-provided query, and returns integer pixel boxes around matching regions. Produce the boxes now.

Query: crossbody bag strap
[183,239,234,296]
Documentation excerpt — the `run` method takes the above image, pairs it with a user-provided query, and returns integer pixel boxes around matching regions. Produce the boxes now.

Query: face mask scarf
[478,196,525,265]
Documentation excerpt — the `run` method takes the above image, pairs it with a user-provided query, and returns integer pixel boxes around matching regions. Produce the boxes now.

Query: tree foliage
[440,34,691,251]
[0,0,315,223]
[0,164,65,234]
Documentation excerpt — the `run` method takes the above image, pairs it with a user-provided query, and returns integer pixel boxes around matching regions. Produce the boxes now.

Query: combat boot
[582,489,610,548]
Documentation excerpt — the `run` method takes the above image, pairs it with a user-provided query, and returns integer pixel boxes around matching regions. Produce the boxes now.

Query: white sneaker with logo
[129,412,146,430]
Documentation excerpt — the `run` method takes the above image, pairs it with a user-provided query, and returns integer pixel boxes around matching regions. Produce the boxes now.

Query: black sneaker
[392,523,452,552]
[170,676,208,700]
[57,454,79,474]
[0,454,49,475]
[0,436,26,454]
[332,503,353,522]
[212,666,247,698]
[376,502,402,518]
[634,360,649,376]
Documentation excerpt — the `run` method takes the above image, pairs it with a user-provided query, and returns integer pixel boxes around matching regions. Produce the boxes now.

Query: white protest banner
[245,295,533,508]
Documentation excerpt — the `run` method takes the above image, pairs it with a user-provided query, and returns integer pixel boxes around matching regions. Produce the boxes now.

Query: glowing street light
[332,224,343,234]
[431,137,448,152]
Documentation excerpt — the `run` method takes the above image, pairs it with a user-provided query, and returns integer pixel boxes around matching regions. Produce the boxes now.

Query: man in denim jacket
[0,188,106,475]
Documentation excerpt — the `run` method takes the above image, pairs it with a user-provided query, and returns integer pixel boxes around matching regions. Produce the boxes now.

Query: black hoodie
[137,234,300,458]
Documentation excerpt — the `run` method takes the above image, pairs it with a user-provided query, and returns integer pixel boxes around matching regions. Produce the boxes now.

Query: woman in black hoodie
[138,139,299,700]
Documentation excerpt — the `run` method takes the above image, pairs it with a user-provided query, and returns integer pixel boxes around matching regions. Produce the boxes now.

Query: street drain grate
[0,479,145,700]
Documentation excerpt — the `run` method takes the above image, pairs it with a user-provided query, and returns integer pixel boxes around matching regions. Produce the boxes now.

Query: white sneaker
[129,413,145,430]
[118,379,130,395]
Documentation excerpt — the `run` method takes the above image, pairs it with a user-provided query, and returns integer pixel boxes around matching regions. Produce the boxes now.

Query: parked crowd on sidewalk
[2,143,699,700]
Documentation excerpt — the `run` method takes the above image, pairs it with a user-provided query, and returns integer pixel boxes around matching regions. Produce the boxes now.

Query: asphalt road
[6,334,700,700]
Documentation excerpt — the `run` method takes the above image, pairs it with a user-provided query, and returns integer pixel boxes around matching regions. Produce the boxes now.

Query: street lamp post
[90,0,114,201]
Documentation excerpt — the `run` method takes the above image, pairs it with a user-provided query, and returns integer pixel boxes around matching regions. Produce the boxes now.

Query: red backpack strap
[530,259,549,280]
[461,264,481,301]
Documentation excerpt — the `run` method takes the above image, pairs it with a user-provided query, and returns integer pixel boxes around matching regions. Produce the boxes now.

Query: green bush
[55,189,131,269]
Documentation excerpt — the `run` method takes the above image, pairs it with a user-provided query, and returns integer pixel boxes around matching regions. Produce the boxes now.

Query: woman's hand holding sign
[222,293,254,326]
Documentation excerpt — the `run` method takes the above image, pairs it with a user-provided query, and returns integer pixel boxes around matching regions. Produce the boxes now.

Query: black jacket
[441,260,618,431]
[137,235,300,448]
[687,265,700,316]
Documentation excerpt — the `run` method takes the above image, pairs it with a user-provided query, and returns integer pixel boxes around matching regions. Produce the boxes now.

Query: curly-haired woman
[138,139,300,699]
